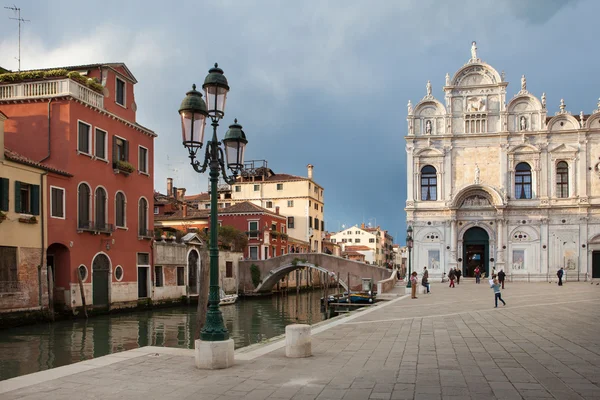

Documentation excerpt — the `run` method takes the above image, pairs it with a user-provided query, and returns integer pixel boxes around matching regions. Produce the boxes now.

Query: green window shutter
[112,136,117,163]
[14,181,21,213]
[124,140,129,162]
[31,185,40,216]
[0,178,8,211]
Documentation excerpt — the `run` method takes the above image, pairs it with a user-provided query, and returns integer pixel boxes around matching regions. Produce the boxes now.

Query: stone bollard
[285,324,312,358]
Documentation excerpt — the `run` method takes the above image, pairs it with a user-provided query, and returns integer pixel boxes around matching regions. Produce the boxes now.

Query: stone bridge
[238,253,393,293]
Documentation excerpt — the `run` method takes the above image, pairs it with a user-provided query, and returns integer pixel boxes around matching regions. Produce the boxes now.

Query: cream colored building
[405,42,600,281]
[0,111,49,312]
[330,225,379,264]
[190,162,325,253]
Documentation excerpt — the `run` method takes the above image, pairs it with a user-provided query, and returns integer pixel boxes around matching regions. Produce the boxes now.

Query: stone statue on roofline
[471,41,478,60]
[426,80,432,97]
[407,100,413,115]
[521,75,526,92]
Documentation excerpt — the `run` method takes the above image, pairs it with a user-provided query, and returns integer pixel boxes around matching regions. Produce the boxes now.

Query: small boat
[322,291,375,304]
[219,289,238,306]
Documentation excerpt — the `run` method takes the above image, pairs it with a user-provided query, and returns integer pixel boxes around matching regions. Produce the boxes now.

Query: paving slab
[1,282,599,399]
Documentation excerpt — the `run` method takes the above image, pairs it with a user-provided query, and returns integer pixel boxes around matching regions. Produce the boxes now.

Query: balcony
[113,160,135,176]
[0,78,104,109]
[138,228,153,239]
[78,220,114,234]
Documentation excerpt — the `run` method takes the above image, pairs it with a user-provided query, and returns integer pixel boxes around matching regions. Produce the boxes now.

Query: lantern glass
[180,110,206,152]
[224,139,246,171]
[205,85,228,118]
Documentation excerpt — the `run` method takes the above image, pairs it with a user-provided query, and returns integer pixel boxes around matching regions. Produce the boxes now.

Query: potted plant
[114,160,135,175]
[18,215,37,224]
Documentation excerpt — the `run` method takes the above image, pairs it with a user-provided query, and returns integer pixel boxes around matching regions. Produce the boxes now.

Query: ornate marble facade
[405,42,600,281]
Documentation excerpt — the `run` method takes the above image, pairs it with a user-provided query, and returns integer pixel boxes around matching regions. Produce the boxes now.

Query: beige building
[330,225,379,264]
[406,42,600,281]
[188,161,325,253]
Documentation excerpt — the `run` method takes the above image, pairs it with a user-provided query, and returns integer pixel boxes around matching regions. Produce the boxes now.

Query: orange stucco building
[0,63,156,311]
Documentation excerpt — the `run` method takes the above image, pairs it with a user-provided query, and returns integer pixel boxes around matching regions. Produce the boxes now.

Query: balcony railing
[0,78,104,109]
[138,228,153,238]
[0,281,20,293]
[77,220,114,234]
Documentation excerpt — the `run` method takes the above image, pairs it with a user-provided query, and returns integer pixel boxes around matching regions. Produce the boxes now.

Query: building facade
[405,42,600,281]
[329,225,380,264]
[0,63,157,310]
[187,161,325,253]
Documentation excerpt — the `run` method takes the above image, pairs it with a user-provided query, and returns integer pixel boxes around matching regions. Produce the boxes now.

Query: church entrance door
[462,227,489,278]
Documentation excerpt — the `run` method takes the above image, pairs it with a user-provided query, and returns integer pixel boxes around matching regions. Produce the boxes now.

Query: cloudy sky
[0,0,596,243]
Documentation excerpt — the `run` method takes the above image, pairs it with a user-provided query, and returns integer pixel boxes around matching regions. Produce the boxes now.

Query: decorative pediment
[182,233,204,246]
[450,62,502,87]
[508,144,539,155]
[549,143,578,154]
[547,114,579,132]
[415,147,444,157]
[460,195,492,209]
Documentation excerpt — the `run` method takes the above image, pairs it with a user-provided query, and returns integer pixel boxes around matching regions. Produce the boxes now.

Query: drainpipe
[39,171,48,309]
[40,99,52,162]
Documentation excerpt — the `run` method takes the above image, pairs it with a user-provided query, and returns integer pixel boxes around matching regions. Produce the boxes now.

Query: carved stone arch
[507,94,543,113]
[585,112,600,129]
[508,144,540,155]
[417,227,444,242]
[508,225,540,242]
[507,94,543,132]
[547,114,580,131]
[451,62,502,87]
[458,221,496,243]
[451,184,504,208]
[415,147,444,157]
[413,99,446,135]
[589,234,600,244]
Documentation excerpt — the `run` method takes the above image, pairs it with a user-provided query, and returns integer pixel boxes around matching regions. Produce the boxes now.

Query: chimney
[177,188,186,200]
[167,178,173,197]
[361,223,365,229]
[275,206,280,215]
[172,186,178,199]
[183,204,188,218]
[307,164,314,180]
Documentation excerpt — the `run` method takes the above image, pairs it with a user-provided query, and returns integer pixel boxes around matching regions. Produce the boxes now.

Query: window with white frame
[138,146,148,174]
[515,162,532,199]
[556,161,569,198]
[248,220,259,238]
[266,201,273,208]
[287,216,294,229]
[116,192,126,227]
[277,183,283,190]
[78,121,91,154]
[95,129,107,160]
[249,246,259,260]
[50,186,65,219]
[253,184,260,191]
[287,200,294,207]
[154,206,159,215]
[116,77,126,107]
[235,186,241,192]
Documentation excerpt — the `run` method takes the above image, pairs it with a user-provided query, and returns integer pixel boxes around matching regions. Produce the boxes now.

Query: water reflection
[0,290,330,381]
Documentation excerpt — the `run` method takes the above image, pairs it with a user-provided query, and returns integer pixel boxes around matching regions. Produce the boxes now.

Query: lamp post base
[195,339,235,370]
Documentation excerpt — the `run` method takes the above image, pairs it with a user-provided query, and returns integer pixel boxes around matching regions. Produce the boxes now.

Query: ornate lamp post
[406,226,413,288]
[179,64,247,367]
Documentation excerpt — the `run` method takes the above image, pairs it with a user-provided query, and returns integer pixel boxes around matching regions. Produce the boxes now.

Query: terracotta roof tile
[220,201,285,218]
[4,148,72,176]
[184,192,210,202]
[154,208,210,221]
[344,245,372,251]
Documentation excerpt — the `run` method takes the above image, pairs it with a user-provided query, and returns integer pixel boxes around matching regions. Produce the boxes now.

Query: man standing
[474,266,481,284]
[557,267,564,286]
[498,269,506,289]
[455,267,462,284]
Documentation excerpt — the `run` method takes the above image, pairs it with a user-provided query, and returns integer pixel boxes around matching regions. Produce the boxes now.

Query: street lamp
[179,64,248,348]
[406,226,413,288]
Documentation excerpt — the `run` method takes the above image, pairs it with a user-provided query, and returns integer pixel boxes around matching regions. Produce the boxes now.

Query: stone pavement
[1,281,599,400]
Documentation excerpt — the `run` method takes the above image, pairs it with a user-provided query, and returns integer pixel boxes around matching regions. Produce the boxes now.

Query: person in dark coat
[455,267,462,284]
[448,268,455,288]
[498,269,506,289]
[557,267,564,286]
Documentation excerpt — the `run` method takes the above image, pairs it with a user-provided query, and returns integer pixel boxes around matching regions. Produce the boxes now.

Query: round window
[78,265,88,281]
[115,265,123,281]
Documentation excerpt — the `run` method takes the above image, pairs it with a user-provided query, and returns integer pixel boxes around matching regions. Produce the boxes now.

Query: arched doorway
[47,243,70,309]
[92,254,110,307]
[188,250,199,295]
[462,227,489,278]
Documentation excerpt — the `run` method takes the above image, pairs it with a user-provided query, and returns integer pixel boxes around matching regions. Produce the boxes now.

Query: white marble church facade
[405,42,600,281]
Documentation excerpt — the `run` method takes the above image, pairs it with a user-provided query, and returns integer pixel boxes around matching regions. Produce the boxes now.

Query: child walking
[491,278,506,308]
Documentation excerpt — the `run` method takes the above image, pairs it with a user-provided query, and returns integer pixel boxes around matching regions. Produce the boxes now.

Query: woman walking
[448,268,455,288]
[410,271,418,299]
[491,278,506,308]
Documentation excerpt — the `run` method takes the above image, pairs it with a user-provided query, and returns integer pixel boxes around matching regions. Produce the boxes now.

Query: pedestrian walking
[498,269,506,289]
[448,268,455,288]
[410,271,418,299]
[491,278,506,307]
[474,266,481,284]
[455,267,462,284]
[557,267,564,286]
[422,272,430,294]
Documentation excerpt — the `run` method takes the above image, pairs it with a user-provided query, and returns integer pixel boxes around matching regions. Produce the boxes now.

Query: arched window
[515,162,532,199]
[556,161,569,198]
[420,165,437,201]
[78,183,91,229]
[138,198,148,236]
[116,192,126,227]
[95,187,107,230]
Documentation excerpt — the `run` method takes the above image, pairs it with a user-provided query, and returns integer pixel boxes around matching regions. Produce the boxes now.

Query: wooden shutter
[31,184,40,215]
[0,178,8,211]
[112,136,117,163]
[14,181,21,213]
[124,140,129,162]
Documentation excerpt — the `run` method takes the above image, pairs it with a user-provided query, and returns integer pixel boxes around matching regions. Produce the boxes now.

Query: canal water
[0,290,332,381]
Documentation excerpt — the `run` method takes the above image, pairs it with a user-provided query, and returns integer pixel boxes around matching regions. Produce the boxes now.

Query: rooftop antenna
[5,5,30,71]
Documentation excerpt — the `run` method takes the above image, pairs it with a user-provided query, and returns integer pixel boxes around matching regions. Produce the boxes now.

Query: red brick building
[0,63,156,310]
